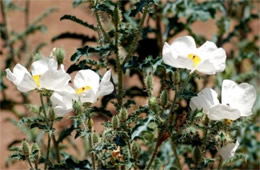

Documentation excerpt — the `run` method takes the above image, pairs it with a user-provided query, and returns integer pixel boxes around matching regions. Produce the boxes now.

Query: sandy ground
[0,0,259,169]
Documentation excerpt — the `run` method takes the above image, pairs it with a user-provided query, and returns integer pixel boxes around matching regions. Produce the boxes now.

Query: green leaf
[52,32,96,45]
[130,0,155,17]
[60,15,96,30]
[57,125,75,143]
[94,4,113,16]
[73,0,86,8]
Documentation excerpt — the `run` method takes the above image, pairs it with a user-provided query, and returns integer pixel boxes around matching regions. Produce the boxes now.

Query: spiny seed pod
[87,118,94,129]
[73,100,82,114]
[51,47,65,65]
[131,141,140,157]
[193,146,202,164]
[149,96,158,113]
[22,141,30,157]
[119,108,128,122]
[31,143,41,162]
[160,90,168,107]
[112,115,120,129]
[145,74,153,91]
[92,132,100,145]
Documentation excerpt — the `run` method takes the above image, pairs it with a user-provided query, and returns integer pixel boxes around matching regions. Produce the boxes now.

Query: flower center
[76,86,91,94]
[187,54,201,67]
[225,119,232,124]
[33,75,41,87]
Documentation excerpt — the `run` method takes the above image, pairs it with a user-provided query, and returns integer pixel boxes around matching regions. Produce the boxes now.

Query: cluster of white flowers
[163,36,256,160]
[6,36,256,161]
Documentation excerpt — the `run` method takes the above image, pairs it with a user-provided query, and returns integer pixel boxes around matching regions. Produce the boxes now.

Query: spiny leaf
[94,4,113,15]
[57,125,75,143]
[52,32,96,45]
[130,0,155,17]
[60,15,97,30]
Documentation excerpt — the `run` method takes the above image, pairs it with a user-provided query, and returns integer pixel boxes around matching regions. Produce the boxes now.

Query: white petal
[31,58,58,76]
[190,88,219,114]
[162,36,196,70]
[50,92,73,116]
[40,69,71,92]
[17,74,37,92]
[221,80,256,117]
[73,69,100,94]
[79,89,97,103]
[196,41,226,74]
[208,104,241,120]
[6,64,31,85]
[97,70,114,98]
[219,141,239,160]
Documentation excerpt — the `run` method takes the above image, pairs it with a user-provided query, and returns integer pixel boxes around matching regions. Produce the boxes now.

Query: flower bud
[31,143,41,163]
[145,74,153,91]
[22,141,30,157]
[113,6,122,25]
[174,71,181,84]
[73,100,82,114]
[51,47,65,65]
[87,118,94,129]
[160,90,168,107]
[119,108,128,122]
[149,96,158,113]
[92,132,100,145]
[193,146,201,164]
[112,115,120,129]
[131,141,141,158]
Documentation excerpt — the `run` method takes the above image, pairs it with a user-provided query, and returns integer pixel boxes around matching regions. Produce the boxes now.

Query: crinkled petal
[190,88,219,114]
[162,37,195,70]
[73,69,100,94]
[196,41,226,74]
[79,89,97,103]
[219,141,239,160]
[221,80,256,117]
[208,104,241,120]
[97,70,114,98]
[40,69,71,92]
[50,92,73,116]
[6,64,31,85]
[17,74,37,92]
[31,58,57,76]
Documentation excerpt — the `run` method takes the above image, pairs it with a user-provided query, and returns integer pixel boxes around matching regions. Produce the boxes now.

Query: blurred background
[0,0,259,169]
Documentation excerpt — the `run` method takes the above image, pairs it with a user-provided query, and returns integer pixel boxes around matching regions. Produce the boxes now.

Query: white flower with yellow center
[50,69,114,116]
[218,141,239,160]
[6,58,71,93]
[190,80,256,120]
[163,36,226,74]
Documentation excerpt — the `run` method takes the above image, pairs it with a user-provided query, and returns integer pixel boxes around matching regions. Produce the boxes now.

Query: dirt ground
[0,0,259,169]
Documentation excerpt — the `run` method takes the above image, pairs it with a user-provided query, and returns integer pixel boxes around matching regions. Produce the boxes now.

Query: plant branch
[145,137,160,170]
[171,139,182,170]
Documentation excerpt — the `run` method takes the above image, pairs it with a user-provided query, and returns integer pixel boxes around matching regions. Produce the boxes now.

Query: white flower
[6,58,71,93]
[219,141,239,160]
[190,80,256,120]
[50,69,114,116]
[163,36,226,74]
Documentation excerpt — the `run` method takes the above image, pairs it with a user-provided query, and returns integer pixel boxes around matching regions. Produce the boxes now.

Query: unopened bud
[87,118,94,129]
[131,141,140,157]
[119,108,128,121]
[51,47,65,65]
[113,6,122,25]
[22,141,30,157]
[160,90,168,107]
[174,71,181,84]
[73,100,82,114]
[112,115,120,129]
[31,143,41,162]
[149,96,158,113]
[193,146,201,164]
[145,74,153,91]
[92,132,100,145]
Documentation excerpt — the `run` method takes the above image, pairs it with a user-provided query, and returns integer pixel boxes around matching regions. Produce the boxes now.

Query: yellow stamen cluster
[76,86,91,94]
[187,54,201,67]
[225,119,232,124]
[33,75,41,87]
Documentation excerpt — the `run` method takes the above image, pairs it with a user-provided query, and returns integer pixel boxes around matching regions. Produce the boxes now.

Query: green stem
[202,116,210,154]
[27,156,34,170]
[44,132,51,170]
[52,134,60,163]
[218,157,223,170]
[89,128,97,170]
[171,140,182,170]
[40,93,48,119]
[145,138,160,170]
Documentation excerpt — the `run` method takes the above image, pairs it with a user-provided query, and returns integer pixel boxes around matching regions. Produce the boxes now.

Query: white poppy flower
[163,36,226,74]
[50,69,114,115]
[219,141,239,160]
[190,80,256,120]
[6,58,71,93]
